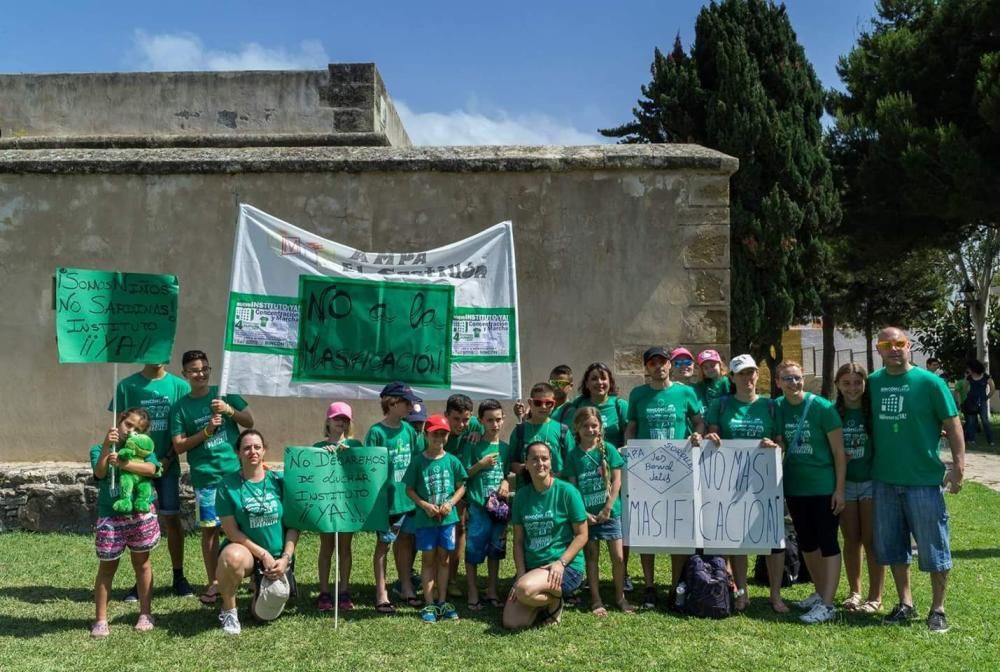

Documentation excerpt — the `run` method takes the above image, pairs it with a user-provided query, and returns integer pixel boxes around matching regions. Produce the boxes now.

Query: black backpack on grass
[678,554,735,619]
[752,525,810,587]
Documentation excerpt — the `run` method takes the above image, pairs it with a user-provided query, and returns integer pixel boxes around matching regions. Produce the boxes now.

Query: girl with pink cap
[694,349,732,412]
[313,401,364,613]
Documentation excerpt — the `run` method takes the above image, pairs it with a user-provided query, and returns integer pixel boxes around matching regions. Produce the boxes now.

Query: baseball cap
[669,347,694,361]
[697,349,722,366]
[251,573,290,621]
[326,401,353,420]
[729,354,758,374]
[424,414,450,433]
[406,402,427,423]
[642,346,670,363]
[379,381,423,404]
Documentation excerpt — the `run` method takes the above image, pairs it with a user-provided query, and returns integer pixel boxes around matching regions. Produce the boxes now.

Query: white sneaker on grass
[796,592,823,610]
[799,603,836,624]
[219,608,241,635]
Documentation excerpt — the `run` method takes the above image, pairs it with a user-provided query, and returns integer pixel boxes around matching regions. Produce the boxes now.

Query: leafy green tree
[601,0,839,385]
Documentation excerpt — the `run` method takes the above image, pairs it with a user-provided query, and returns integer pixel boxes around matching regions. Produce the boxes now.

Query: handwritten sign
[292,276,454,387]
[622,439,785,554]
[282,445,390,533]
[55,267,179,364]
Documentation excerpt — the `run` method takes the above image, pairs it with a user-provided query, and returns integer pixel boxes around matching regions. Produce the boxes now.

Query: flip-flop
[617,599,637,614]
[403,595,423,608]
[485,597,503,608]
[467,600,484,611]
[536,597,564,626]
[770,600,789,614]
[375,601,396,615]
[199,590,219,606]
[591,603,608,617]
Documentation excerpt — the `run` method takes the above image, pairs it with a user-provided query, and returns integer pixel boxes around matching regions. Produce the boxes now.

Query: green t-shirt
[216,470,286,557]
[553,400,579,426]
[402,452,468,528]
[705,396,776,440]
[869,366,958,486]
[462,439,512,507]
[564,442,625,517]
[444,416,485,456]
[89,442,161,518]
[627,383,701,440]
[512,478,587,573]
[566,396,629,448]
[694,377,732,413]
[109,372,190,477]
[777,393,842,497]
[169,386,247,489]
[364,421,419,515]
[509,418,574,475]
[841,407,873,483]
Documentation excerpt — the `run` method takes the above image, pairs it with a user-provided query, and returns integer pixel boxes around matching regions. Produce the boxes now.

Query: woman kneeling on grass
[216,430,300,635]
[503,441,588,630]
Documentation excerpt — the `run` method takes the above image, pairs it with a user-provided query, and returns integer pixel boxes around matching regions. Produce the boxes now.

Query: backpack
[677,554,734,619]
[752,524,809,588]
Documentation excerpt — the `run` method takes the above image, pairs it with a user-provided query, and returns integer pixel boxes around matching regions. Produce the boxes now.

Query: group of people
[88,326,965,637]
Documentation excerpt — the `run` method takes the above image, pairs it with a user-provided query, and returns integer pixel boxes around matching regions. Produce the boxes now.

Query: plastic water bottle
[675,582,687,609]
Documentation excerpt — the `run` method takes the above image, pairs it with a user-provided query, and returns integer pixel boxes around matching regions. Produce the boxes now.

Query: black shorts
[786,495,840,557]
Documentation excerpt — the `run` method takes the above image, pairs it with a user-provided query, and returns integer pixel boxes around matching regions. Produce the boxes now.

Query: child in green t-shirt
[404,415,468,623]
[509,382,575,478]
[314,401,365,614]
[90,408,161,638]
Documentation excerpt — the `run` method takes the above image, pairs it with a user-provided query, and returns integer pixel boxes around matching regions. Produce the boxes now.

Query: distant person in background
[962,359,995,447]
[926,358,944,377]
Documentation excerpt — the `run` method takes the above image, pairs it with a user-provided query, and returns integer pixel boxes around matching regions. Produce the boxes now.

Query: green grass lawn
[2,485,999,672]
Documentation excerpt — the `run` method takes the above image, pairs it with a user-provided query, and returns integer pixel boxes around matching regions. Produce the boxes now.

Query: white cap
[729,354,758,374]
[251,573,290,621]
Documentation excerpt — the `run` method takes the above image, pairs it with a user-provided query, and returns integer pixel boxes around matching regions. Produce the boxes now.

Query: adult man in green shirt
[869,327,965,633]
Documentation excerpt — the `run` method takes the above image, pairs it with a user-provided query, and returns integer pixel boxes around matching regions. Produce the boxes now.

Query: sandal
[536,597,564,626]
[134,614,155,632]
[90,620,110,639]
[403,595,423,608]
[374,601,396,615]
[467,600,484,611]
[734,588,749,612]
[770,599,789,614]
[617,599,637,614]
[198,588,219,606]
[858,599,882,614]
[591,603,608,617]
[485,596,503,608]
[841,592,863,611]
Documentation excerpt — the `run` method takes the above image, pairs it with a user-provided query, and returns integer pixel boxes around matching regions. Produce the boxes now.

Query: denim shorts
[378,511,417,544]
[844,479,873,503]
[873,481,952,572]
[561,564,584,594]
[154,473,181,515]
[415,523,457,552]
[589,516,623,541]
[465,503,507,564]
[194,485,220,528]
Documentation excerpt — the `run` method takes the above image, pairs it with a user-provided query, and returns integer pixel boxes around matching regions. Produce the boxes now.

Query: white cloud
[395,101,606,146]
[131,30,328,71]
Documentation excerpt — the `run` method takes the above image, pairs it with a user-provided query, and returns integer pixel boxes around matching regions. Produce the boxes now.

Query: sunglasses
[672,359,694,367]
[780,375,803,384]
[548,379,573,388]
[530,399,556,408]
[877,339,909,350]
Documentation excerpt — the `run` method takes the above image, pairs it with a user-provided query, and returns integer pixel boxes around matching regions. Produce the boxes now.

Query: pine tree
[601,0,839,380]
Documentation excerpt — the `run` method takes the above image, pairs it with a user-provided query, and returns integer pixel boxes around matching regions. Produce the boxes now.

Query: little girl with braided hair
[564,407,633,615]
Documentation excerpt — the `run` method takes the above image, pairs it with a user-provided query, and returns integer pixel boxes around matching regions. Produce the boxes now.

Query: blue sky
[0,0,878,144]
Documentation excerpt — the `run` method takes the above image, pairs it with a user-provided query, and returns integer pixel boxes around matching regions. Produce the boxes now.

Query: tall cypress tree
[602,0,839,381]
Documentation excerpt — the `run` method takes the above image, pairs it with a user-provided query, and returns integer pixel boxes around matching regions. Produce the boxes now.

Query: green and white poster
[54,267,179,364]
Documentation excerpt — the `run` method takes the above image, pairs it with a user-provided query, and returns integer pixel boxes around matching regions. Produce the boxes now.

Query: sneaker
[883,602,916,625]
[173,575,195,598]
[89,620,110,639]
[123,585,139,603]
[219,608,241,635]
[420,604,438,623]
[316,591,334,612]
[438,601,459,621]
[623,575,634,593]
[927,610,950,633]
[134,614,155,632]
[796,592,823,610]
[338,592,354,611]
[641,587,657,609]
[799,603,836,624]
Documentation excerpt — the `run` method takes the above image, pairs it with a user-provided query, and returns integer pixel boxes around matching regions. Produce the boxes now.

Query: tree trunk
[821,312,836,398]
[865,322,875,372]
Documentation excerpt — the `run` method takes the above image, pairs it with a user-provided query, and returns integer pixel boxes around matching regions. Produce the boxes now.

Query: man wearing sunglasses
[868,327,965,633]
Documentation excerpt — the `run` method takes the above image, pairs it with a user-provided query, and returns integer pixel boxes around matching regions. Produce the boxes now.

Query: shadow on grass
[0,585,94,603]
[0,614,90,637]
[951,547,1000,560]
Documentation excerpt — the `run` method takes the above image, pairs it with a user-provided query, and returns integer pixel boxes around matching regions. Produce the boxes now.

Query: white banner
[622,439,785,554]
[219,204,521,400]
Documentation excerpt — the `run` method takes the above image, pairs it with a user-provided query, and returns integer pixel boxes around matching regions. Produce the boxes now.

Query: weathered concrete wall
[0,64,410,147]
[0,144,734,464]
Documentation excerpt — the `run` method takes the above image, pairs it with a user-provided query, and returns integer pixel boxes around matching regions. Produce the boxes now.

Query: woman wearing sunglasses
[774,360,846,624]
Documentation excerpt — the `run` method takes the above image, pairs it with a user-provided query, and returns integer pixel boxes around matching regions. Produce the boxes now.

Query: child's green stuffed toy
[112,432,156,514]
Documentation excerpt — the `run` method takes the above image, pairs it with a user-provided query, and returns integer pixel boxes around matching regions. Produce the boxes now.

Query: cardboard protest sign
[282,445,390,533]
[219,204,520,399]
[55,267,179,364]
[293,276,454,387]
[622,439,785,554]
